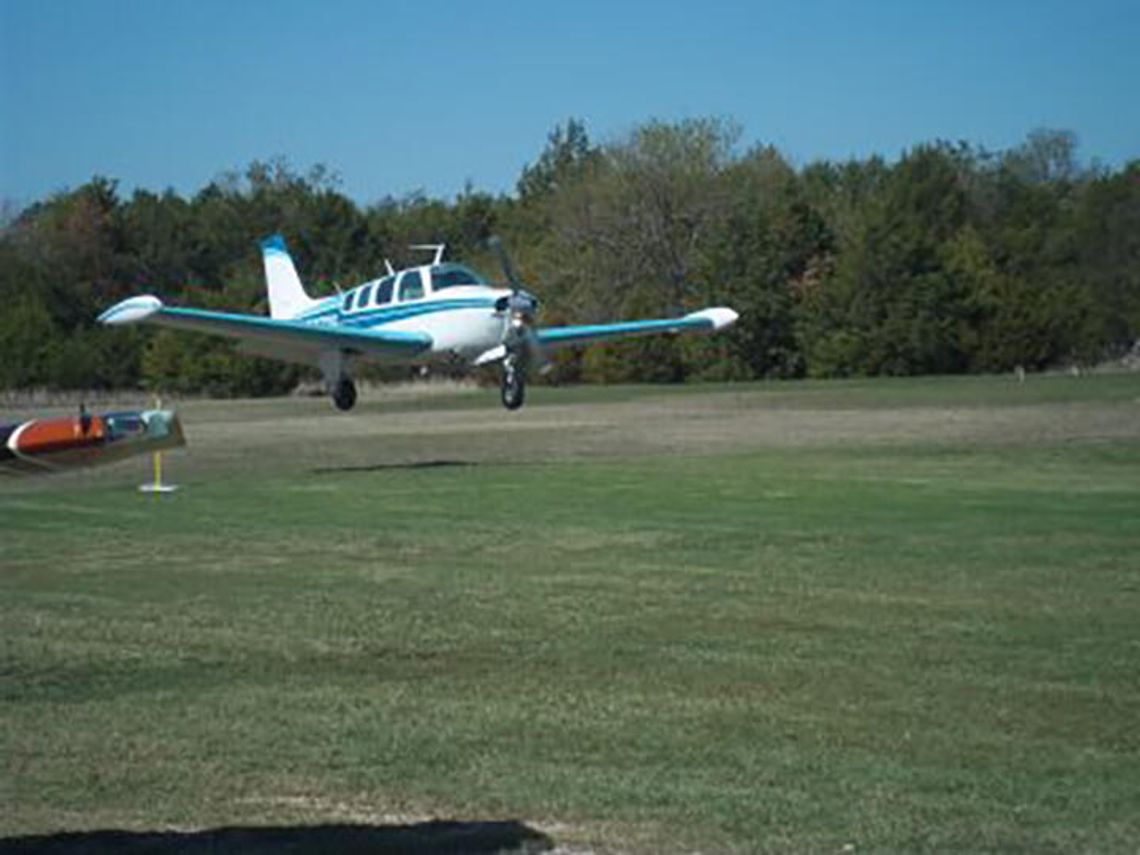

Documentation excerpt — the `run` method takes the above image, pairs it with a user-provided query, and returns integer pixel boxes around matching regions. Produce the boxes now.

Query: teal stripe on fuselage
[298,300,338,321]
[300,298,496,328]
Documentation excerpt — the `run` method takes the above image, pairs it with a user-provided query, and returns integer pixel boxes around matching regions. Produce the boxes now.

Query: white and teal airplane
[99,235,738,411]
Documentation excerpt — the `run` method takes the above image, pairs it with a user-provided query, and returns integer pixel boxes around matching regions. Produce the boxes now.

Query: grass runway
[2,375,1139,852]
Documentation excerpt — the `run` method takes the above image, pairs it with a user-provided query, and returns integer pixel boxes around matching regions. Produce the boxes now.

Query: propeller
[489,236,538,319]
[488,236,546,371]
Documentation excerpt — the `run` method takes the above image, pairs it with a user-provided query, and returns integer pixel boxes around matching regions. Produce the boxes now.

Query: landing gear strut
[331,377,357,411]
[500,358,525,411]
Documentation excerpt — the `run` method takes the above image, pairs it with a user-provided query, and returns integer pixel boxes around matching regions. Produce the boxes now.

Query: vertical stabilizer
[261,235,316,320]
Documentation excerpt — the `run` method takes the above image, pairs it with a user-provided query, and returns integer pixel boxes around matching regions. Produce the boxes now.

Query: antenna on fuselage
[410,244,447,266]
[384,259,396,276]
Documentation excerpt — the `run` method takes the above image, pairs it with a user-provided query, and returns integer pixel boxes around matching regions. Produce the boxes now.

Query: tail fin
[261,235,317,320]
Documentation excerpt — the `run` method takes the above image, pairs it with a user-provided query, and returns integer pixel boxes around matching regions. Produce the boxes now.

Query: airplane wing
[98,295,432,363]
[536,307,738,349]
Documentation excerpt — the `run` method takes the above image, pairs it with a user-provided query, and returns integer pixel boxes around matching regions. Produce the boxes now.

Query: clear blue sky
[2,0,1137,208]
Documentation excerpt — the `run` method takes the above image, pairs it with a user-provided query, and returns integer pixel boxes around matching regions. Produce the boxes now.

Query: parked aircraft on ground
[0,406,184,475]
[99,236,738,411]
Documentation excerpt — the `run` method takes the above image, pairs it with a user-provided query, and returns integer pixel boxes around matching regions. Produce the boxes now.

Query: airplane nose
[496,290,540,317]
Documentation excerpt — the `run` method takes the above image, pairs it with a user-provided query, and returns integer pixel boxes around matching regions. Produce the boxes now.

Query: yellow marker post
[139,396,178,494]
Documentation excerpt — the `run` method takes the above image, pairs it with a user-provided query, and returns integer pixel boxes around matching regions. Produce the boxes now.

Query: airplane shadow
[0,818,553,854]
[312,459,476,475]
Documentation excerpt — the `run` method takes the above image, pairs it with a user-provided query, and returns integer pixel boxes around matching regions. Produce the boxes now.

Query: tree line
[1,119,1137,395]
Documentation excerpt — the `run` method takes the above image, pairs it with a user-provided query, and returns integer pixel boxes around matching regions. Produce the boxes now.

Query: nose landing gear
[500,358,525,411]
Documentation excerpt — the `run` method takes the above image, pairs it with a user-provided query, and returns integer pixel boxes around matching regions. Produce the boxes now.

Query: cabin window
[398,270,424,301]
[431,264,485,291]
[374,275,395,305]
[342,291,356,313]
[358,284,373,309]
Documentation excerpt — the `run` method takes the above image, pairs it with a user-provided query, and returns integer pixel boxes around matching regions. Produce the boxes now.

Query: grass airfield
[2,375,1139,853]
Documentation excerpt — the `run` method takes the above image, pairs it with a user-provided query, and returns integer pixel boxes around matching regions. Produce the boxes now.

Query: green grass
[2,375,1139,852]
[522,371,1140,409]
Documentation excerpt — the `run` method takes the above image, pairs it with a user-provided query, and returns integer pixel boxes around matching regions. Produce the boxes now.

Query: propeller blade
[488,237,546,372]
[488,236,522,292]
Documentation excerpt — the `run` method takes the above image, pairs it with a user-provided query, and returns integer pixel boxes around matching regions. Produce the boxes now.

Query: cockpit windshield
[104,412,145,439]
[431,264,487,291]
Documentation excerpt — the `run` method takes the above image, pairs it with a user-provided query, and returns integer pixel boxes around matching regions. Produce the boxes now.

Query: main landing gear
[331,377,357,411]
[500,358,525,411]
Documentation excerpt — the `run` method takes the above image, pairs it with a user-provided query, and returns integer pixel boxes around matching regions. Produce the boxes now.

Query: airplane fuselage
[298,277,510,363]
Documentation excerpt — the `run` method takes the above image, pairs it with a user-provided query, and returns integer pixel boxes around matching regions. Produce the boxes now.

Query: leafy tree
[1,122,1135,393]
[1003,128,1080,185]
[798,144,972,375]
[517,118,597,204]
[0,293,57,388]
[540,118,742,382]
[700,145,830,379]
[1073,162,1140,354]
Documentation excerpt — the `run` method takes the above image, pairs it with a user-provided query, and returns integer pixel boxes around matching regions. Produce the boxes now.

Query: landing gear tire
[501,362,525,411]
[331,377,357,411]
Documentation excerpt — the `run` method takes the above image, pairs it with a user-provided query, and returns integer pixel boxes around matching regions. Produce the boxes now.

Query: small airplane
[99,236,738,411]
[1,405,184,476]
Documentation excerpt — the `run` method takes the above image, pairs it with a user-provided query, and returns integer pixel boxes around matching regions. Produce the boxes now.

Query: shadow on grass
[312,459,476,475]
[0,818,553,854]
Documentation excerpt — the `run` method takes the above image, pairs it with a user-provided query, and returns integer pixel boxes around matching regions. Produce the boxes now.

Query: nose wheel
[500,360,525,410]
[331,377,357,411]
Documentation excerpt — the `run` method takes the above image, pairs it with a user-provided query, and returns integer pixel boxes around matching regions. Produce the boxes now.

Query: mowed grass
[2,375,1139,852]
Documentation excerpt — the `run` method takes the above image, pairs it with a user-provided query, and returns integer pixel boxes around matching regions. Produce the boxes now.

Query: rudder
[261,234,316,320]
